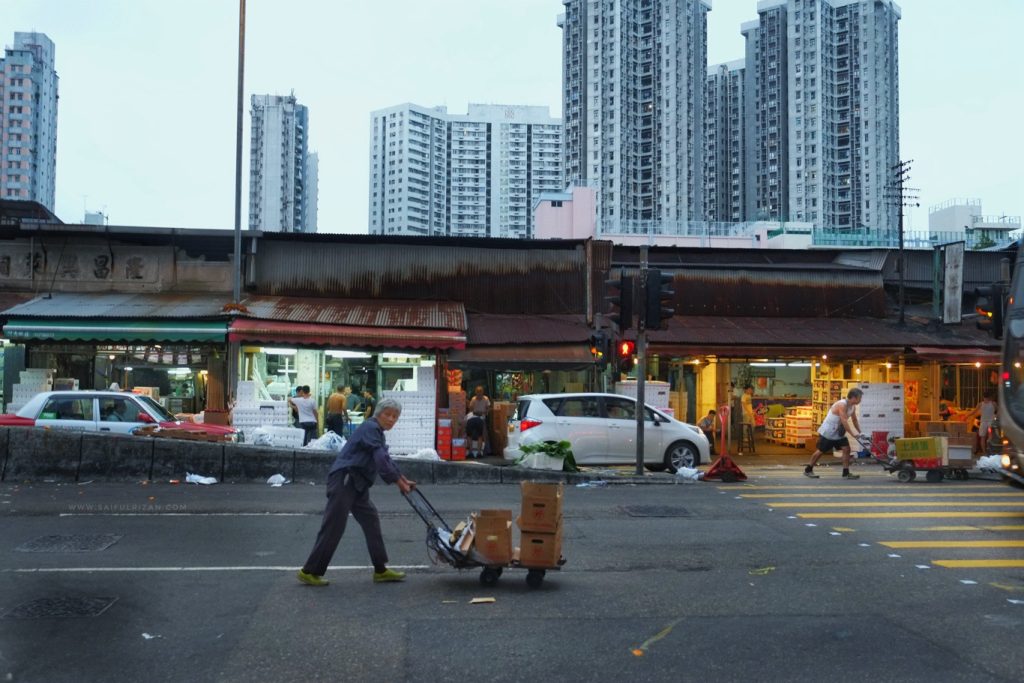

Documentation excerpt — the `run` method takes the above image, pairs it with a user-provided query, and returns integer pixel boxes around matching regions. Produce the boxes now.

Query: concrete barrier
[391,458,435,484]
[293,450,335,484]
[500,467,567,484]
[0,427,10,481]
[79,433,155,481]
[223,444,295,483]
[151,439,225,482]
[4,428,84,482]
[434,461,502,484]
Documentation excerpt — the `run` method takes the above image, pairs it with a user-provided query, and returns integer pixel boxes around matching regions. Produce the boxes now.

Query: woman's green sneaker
[373,568,406,583]
[297,569,329,586]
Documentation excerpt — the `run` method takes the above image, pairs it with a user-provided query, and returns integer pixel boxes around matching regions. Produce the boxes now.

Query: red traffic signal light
[617,339,636,357]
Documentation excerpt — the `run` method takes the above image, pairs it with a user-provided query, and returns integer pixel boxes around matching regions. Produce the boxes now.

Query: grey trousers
[302,470,389,576]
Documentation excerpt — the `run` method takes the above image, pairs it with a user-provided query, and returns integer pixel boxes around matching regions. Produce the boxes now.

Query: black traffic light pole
[635,247,648,476]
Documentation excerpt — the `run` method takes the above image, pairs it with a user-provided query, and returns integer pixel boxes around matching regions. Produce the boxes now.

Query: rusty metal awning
[911,346,1001,361]
[229,319,465,350]
[466,314,591,344]
[240,296,467,331]
[447,343,594,369]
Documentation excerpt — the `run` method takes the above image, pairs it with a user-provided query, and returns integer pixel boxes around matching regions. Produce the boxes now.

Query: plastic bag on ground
[675,466,703,483]
[404,448,441,461]
[267,473,290,487]
[185,472,218,485]
[305,431,347,452]
[977,454,1002,471]
[250,427,274,446]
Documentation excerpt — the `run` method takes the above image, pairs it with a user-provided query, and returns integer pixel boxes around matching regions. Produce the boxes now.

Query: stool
[739,424,756,453]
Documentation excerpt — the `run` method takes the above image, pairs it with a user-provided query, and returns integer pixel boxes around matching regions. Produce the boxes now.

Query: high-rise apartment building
[249,93,316,233]
[368,103,563,238]
[560,0,711,232]
[0,32,58,211]
[741,2,789,222]
[704,60,747,223]
[304,152,319,233]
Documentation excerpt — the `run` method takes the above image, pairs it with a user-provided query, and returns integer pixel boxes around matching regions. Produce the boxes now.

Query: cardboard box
[894,436,946,462]
[519,482,564,533]
[473,509,512,565]
[519,529,563,568]
[946,445,975,465]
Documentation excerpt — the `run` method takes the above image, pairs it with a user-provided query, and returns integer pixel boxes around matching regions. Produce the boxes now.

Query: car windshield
[137,395,176,421]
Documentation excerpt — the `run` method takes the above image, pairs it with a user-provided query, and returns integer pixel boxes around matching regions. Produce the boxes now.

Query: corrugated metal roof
[466,314,591,344]
[648,315,999,351]
[252,240,593,315]
[448,343,593,369]
[241,296,466,331]
[1,293,232,319]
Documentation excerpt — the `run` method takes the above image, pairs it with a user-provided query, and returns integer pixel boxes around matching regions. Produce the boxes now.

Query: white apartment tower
[560,0,711,232]
[704,60,746,223]
[304,152,319,233]
[368,103,563,238]
[0,32,58,211]
[780,0,900,233]
[249,93,316,233]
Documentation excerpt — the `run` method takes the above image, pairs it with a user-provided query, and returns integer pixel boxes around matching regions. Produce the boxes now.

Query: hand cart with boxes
[403,482,565,588]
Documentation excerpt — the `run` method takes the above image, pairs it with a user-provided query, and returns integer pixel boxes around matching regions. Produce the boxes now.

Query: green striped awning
[3,319,228,343]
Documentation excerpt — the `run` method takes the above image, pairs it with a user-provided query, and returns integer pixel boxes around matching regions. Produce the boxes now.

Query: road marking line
[771,502,1024,508]
[3,565,430,573]
[740,492,1024,499]
[990,582,1024,592]
[59,513,311,517]
[632,617,684,657]
[908,525,1024,532]
[832,527,856,532]
[798,512,1024,519]
[728,485,1003,490]
[933,560,1024,569]
[880,540,1024,549]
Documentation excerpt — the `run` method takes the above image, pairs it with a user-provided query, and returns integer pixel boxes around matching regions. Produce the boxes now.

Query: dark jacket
[328,417,401,490]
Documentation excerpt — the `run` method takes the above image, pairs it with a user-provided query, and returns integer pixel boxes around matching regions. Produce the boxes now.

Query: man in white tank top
[804,388,863,479]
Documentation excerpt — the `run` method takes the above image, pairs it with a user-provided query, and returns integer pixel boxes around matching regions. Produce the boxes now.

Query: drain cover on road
[621,505,690,517]
[3,596,118,619]
[16,534,122,552]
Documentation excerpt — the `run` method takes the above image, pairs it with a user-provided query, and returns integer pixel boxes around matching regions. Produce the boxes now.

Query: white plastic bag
[977,454,1002,471]
[407,448,441,461]
[185,472,218,485]
[305,431,347,451]
[675,466,703,482]
[267,473,290,487]
[250,427,274,446]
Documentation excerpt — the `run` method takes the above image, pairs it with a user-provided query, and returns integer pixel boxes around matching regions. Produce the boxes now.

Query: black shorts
[466,416,485,439]
[816,435,849,452]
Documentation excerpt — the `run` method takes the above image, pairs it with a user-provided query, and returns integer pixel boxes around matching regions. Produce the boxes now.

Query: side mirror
[138,412,156,424]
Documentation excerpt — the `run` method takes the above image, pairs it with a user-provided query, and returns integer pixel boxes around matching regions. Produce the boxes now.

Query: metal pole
[897,168,905,325]
[635,247,648,476]
[232,0,246,304]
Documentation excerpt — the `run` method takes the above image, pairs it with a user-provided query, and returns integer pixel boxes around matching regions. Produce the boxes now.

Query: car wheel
[664,441,699,473]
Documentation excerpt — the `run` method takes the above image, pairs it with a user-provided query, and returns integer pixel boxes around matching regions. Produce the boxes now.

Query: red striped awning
[228,318,465,350]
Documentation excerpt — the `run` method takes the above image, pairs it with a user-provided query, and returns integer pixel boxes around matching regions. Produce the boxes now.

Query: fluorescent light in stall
[750,362,786,367]
[261,348,297,356]
[325,350,373,359]
[788,362,812,367]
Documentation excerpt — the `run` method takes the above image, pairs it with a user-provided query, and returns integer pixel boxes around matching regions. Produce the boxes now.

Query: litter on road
[266,474,290,487]
[469,597,496,605]
[185,473,217,486]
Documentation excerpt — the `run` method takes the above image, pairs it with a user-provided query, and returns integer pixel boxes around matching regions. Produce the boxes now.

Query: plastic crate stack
[231,380,292,443]
[383,366,437,455]
[7,369,54,413]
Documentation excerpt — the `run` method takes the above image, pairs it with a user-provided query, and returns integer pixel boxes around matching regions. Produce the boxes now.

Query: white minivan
[504,393,711,471]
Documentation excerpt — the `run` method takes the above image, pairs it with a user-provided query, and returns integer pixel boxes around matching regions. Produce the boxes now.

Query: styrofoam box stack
[232,392,292,443]
[852,382,905,439]
[382,389,436,455]
[614,380,670,408]
[235,381,259,407]
[9,369,55,413]
[261,425,306,449]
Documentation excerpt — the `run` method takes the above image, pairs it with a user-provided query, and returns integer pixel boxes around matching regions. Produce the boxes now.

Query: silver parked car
[504,393,711,471]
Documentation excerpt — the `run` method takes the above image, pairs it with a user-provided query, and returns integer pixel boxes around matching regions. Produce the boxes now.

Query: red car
[0,390,238,440]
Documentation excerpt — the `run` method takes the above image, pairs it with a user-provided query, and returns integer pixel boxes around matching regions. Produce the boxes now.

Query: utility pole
[232,0,247,304]
[885,160,920,325]
[635,246,648,476]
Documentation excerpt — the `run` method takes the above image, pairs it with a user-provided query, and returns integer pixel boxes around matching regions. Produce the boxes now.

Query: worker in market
[804,387,863,480]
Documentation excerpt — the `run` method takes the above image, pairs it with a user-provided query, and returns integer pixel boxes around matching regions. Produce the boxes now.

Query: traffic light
[605,272,635,332]
[615,339,636,374]
[589,331,611,369]
[644,268,676,331]
[975,283,1006,339]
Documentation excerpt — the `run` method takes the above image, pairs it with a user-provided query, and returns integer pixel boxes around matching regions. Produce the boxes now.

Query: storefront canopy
[911,346,1001,361]
[3,318,228,343]
[228,318,465,350]
[447,343,594,370]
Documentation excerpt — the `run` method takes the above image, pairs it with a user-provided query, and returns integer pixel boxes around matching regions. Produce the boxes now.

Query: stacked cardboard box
[436,417,453,460]
[487,401,515,457]
[448,390,467,439]
[471,510,513,565]
[516,482,564,568]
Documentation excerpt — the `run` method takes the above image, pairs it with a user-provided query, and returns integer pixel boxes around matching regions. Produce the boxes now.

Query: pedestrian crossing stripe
[771,501,1024,508]
[798,512,1024,519]
[932,560,1024,569]
[740,492,1024,499]
[880,540,1024,549]
[909,525,1024,532]
[728,484,1005,490]
[832,527,856,532]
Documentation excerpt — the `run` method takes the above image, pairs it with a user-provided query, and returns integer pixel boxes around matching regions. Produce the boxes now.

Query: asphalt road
[1,466,1023,682]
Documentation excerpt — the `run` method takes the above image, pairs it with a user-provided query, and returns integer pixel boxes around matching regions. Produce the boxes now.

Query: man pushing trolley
[804,387,864,480]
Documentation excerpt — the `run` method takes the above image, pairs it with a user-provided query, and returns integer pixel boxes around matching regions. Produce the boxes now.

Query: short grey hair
[847,388,864,400]
[375,398,403,416]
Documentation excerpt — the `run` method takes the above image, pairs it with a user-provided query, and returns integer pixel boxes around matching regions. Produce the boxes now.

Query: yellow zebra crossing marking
[798,512,1024,519]
[740,492,1024,499]
[932,560,1024,569]
[773,501,1024,508]
[881,540,1024,549]
[909,525,1024,532]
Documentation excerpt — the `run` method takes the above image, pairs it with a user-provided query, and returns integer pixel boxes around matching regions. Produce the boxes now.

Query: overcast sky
[2,0,1021,233]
